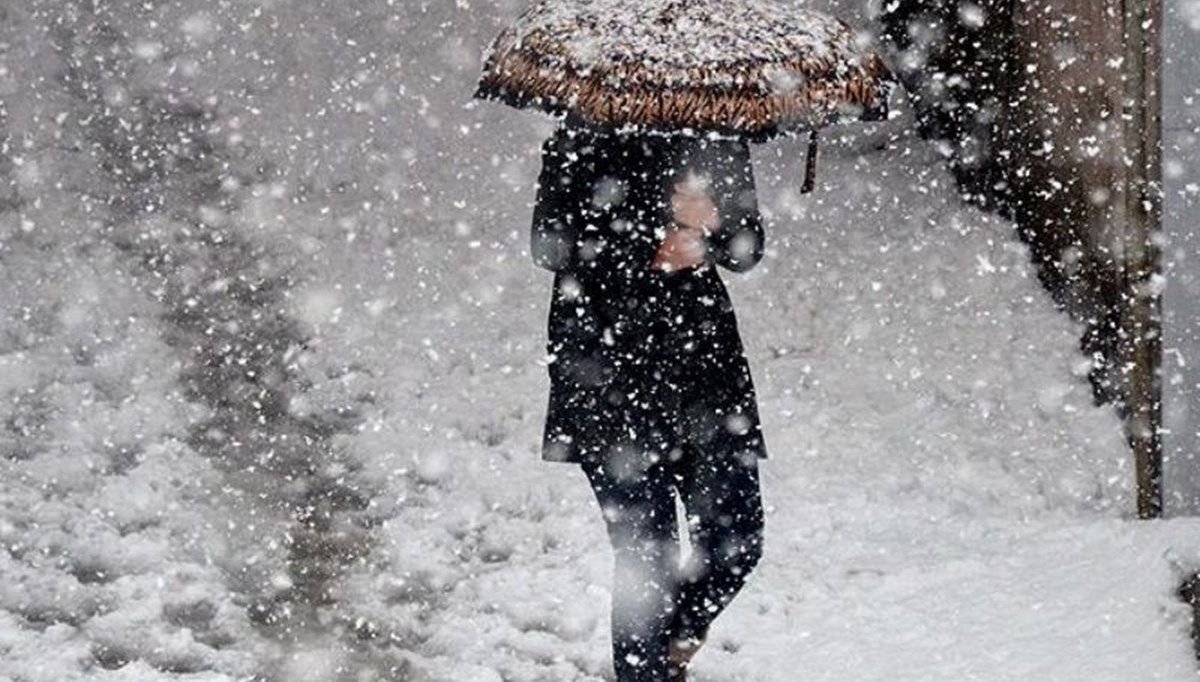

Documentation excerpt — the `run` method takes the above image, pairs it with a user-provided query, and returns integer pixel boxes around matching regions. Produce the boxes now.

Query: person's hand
[671,172,720,234]
[651,224,707,272]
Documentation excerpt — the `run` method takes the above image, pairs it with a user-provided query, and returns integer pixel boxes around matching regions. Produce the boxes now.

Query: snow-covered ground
[341,139,1200,682]
[3,1,1200,681]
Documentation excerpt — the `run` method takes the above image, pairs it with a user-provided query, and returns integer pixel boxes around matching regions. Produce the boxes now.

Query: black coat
[531,124,768,466]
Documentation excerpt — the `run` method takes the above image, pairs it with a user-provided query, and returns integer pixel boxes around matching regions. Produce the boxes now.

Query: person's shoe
[667,636,704,682]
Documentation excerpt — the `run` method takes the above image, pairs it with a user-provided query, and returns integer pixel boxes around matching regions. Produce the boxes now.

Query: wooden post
[1122,0,1164,518]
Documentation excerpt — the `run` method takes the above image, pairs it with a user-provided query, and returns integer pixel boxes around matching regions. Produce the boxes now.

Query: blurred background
[1,1,1197,680]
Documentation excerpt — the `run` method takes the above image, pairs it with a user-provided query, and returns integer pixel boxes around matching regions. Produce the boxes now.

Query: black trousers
[580,440,764,681]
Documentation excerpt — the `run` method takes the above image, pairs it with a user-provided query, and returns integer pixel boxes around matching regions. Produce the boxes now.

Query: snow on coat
[531,124,768,465]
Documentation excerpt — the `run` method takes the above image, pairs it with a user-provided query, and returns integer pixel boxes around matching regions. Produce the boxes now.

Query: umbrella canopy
[474,0,894,141]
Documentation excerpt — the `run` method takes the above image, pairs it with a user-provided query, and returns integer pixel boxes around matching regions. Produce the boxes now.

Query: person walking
[530,121,768,681]
[480,3,892,678]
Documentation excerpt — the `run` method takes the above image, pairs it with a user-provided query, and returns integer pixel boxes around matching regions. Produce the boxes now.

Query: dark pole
[1122,0,1164,519]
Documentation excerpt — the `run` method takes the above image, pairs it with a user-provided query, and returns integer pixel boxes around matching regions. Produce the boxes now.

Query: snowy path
[4,2,1199,680]
[334,139,1200,681]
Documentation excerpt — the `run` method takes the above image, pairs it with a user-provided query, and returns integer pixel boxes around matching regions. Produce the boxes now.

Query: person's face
[670,170,719,232]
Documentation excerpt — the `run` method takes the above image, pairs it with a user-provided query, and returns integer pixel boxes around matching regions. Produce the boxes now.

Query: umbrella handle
[801,129,818,194]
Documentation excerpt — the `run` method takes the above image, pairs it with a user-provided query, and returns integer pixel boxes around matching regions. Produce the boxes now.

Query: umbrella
[474,0,896,191]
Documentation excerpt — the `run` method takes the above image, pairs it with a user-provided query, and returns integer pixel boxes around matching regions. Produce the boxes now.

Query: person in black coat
[531,122,767,681]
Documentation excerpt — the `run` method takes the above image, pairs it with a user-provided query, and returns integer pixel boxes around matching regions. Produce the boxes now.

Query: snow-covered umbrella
[474,0,896,190]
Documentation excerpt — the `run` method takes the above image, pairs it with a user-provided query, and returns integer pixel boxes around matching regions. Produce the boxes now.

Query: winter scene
[2,0,1200,680]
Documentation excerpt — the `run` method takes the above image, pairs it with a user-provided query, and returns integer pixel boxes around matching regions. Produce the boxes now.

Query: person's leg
[667,443,764,648]
[580,456,680,682]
